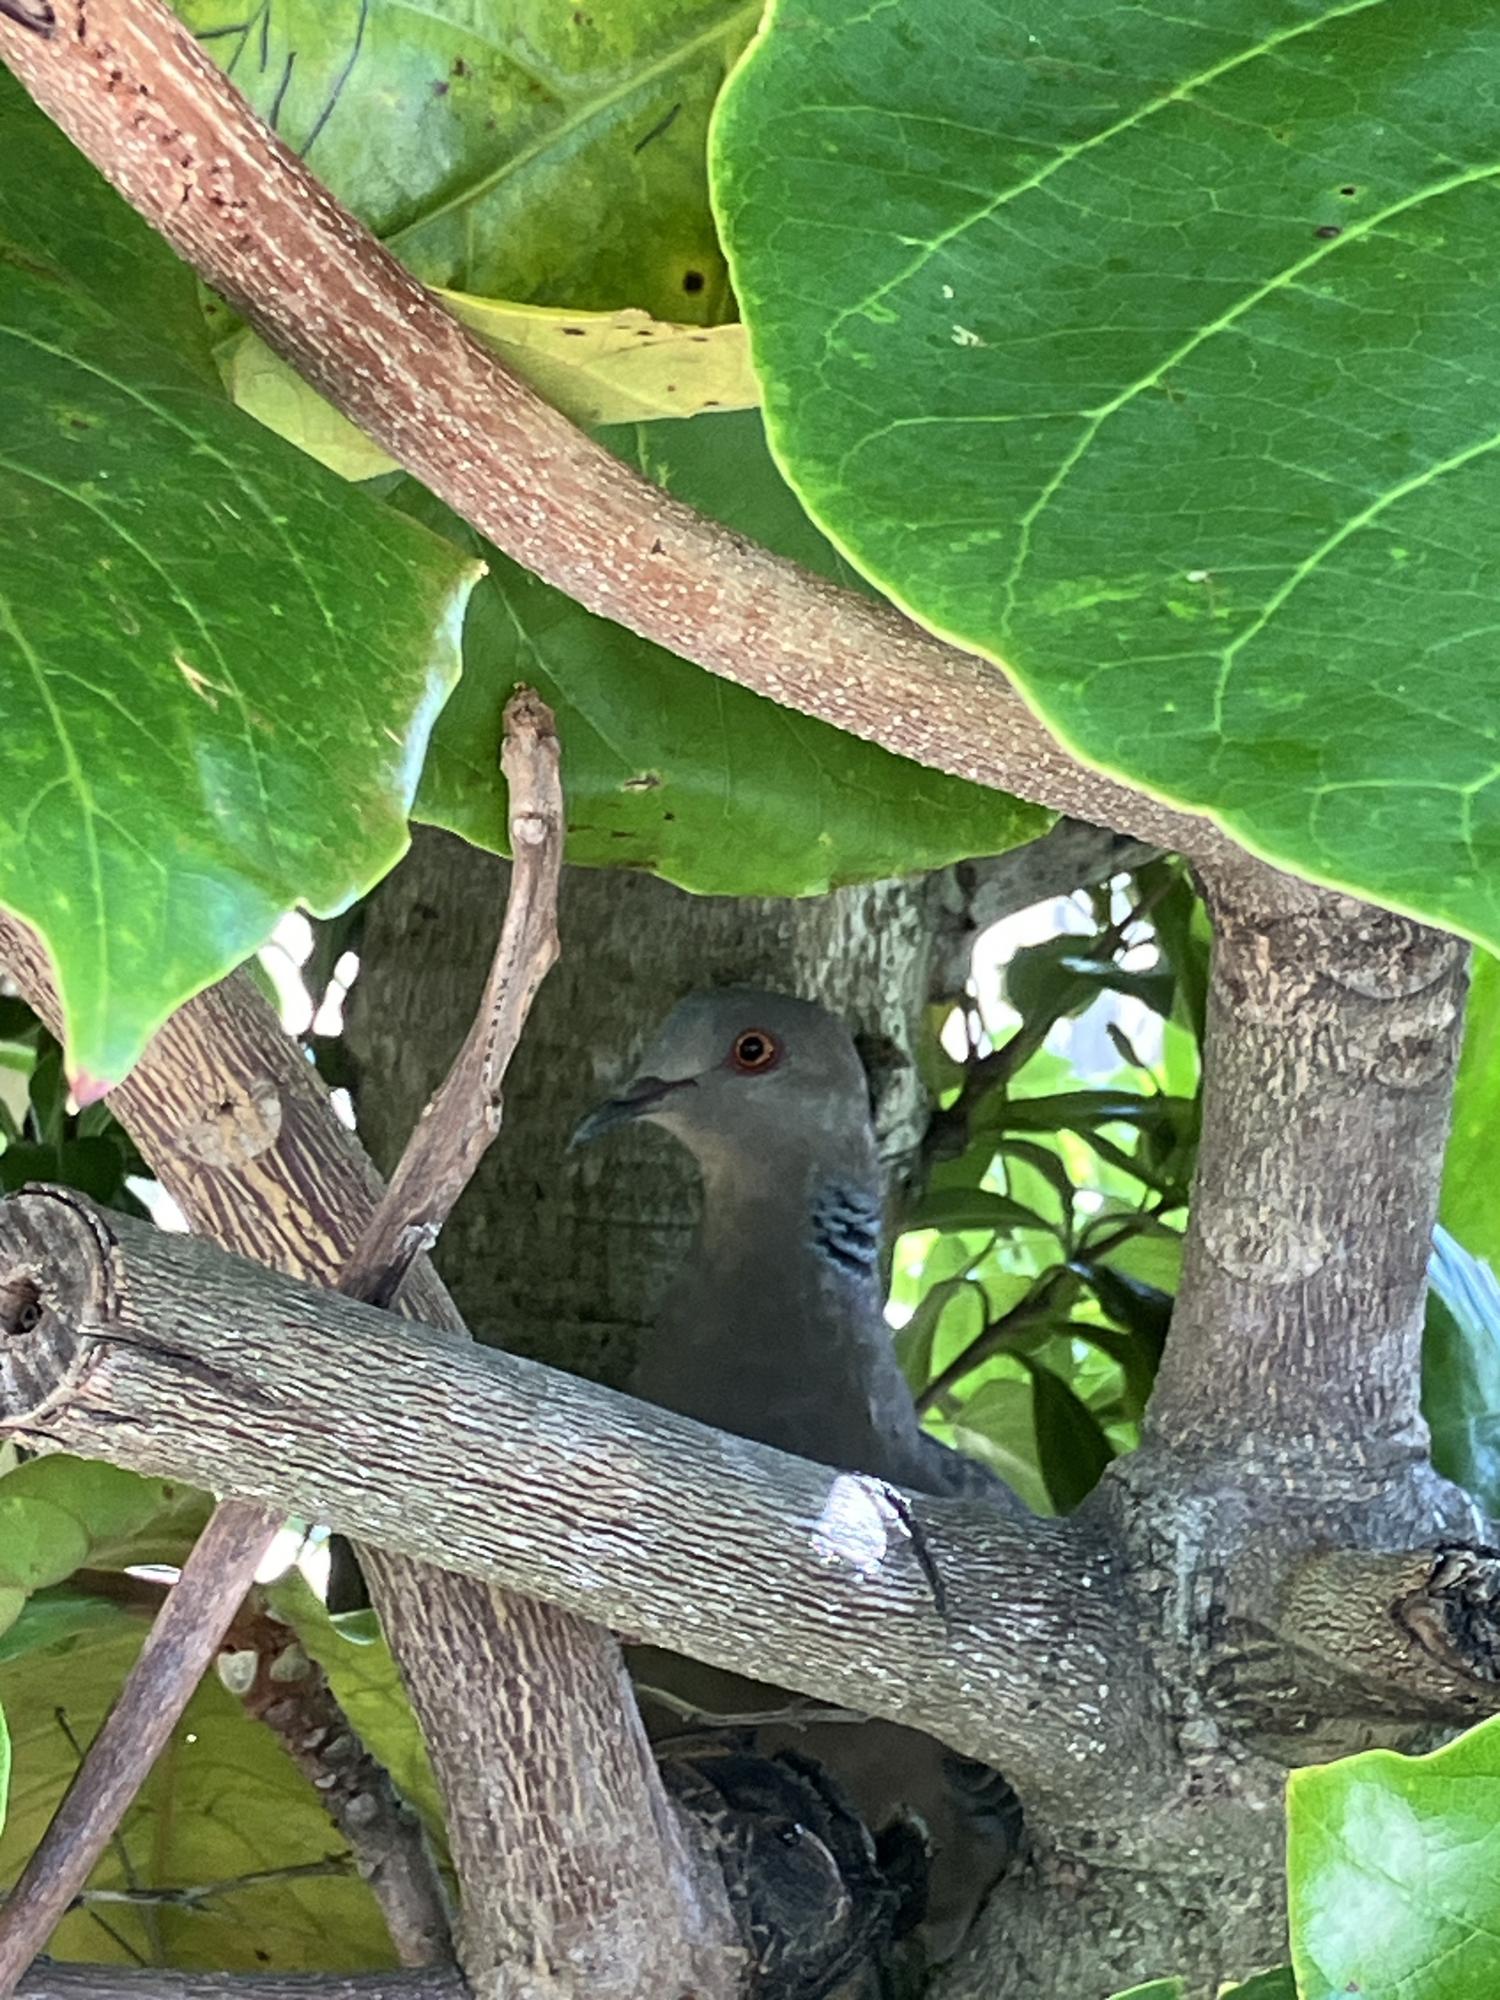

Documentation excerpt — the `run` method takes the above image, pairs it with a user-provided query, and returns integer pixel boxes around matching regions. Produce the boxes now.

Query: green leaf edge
[706,5,1498,957]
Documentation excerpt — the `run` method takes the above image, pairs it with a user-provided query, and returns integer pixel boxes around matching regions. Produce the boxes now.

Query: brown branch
[0,1188,1167,1820]
[1272,1546,1500,1722]
[0,0,1242,867]
[341,692,563,1308]
[19,1973,462,2000]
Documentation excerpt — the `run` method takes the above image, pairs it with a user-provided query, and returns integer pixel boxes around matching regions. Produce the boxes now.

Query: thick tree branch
[929,822,1160,1002]
[1147,871,1469,1457]
[0,1187,1164,1821]
[0,921,734,2000]
[0,0,1242,864]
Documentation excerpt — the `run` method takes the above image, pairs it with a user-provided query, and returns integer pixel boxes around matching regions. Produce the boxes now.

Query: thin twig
[638,1686,871,1735]
[70,1859,351,1911]
[339,689,563,1309]
[0,693,565,1993]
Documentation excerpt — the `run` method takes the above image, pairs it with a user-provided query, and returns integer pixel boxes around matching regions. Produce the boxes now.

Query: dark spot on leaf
[560,326,587,336]
[703,399,721,408]
[634,102,682,154]
[622,772,661,792]
[650,538,664,554]
[1314,224,1342,239]
[1339,184,1358,196]
[682,269,705,294]
[666,383,677,393]
[432,79,449,96]
[663,811,676,822]
[452,57,468,77]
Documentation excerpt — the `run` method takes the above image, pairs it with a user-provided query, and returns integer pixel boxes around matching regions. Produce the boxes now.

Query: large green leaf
[1289,1712,1500,2000]
[0,1608,396,1968]
[410,412,1046,891]
[714,0,1500,950]
[178,0,756,320]
[0,76,479,1090]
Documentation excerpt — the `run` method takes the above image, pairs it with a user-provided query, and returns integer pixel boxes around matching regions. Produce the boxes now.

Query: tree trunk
[936,871,1482,2000]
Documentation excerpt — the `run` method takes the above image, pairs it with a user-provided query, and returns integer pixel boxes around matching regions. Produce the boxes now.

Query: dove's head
[570,987,876,1179]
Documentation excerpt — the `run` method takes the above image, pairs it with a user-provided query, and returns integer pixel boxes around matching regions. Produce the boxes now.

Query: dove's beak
[568,1074,697,1149]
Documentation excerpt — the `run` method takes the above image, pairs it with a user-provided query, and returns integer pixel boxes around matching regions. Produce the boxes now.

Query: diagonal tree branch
[0,0,1240,867]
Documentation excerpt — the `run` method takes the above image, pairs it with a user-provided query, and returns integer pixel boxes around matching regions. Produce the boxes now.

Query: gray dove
[572,987,1012,1505]
[572,988,1021,1975]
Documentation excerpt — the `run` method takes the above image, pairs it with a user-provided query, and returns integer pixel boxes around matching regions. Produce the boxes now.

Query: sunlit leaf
[0,75,478,1089]
[902,1187,1054,1238]
[1289,1712,1500,2000]
[0,1459,208,1642]
[224,305,756,480]
[0,1610,396,1968]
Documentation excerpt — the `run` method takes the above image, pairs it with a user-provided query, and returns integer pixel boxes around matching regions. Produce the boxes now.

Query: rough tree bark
[1,11,1493,1998]
[936,870,1488,1998]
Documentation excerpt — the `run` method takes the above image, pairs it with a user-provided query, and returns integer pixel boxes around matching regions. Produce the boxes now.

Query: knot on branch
[175,1076,282,1168]
[661,1744,920,1999]
[1397,1545,1500,1684]
[0,1186,116,1431]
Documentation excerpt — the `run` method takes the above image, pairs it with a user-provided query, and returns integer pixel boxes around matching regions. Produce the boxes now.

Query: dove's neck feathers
[633,1124,938,1487]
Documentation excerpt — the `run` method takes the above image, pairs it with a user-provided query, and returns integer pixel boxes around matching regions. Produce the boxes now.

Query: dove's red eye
[730,1029,780,1073]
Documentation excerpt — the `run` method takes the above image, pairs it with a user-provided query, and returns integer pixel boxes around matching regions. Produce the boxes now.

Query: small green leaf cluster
[896,861,1204,1513]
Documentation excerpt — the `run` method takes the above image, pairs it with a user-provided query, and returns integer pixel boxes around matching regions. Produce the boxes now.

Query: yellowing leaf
[220,298,757,481]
